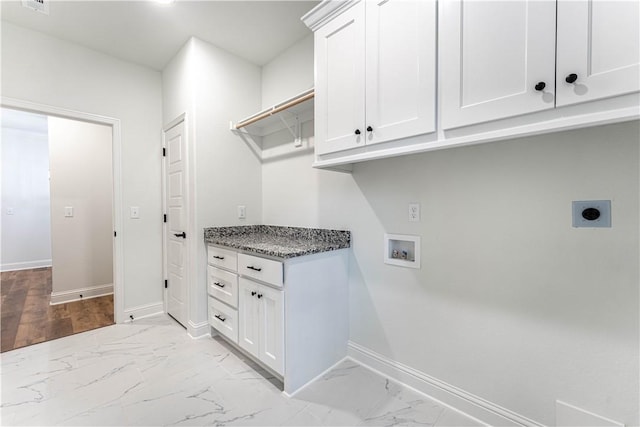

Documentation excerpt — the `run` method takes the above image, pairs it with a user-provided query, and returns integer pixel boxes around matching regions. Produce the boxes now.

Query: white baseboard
[1,259,52,272]
[347,341,544,427]
[282,356,349,398]
[188,320,210,339]
[556,400,624,427]
[123,302,164,322]
[50,283,113,305]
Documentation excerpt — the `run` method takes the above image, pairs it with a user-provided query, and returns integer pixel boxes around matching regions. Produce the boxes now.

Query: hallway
[1,267,114,352]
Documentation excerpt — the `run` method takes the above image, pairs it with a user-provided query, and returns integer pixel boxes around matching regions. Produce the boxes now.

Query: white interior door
[164,120,187,327]
[440,0,557,129]
[556,0,640,107]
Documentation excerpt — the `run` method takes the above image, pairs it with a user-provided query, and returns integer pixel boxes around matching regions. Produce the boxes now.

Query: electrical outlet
[64,206,74,217]
[237,205,246,219]
[408,203,420,222]
[6,207,14,215]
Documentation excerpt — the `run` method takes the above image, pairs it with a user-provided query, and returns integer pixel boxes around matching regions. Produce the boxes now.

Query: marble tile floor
[1,314,483,427]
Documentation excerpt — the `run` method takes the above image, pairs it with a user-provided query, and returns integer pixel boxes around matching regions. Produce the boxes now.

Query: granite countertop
[203,225,350,259]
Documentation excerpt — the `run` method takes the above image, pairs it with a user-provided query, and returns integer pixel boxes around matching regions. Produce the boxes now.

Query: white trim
[0,260,52,272]
[50,284,113,305]
[124,302,164,322]
[1,96,125,324]
[555,400,624,427]
[187,320,210,339]
[313,105,640,169]
[301,0,359,31]
[347,341,544,427]
[282,356,349,399]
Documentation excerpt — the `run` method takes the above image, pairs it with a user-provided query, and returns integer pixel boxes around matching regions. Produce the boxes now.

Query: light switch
[6,208,14,215]
[64,207,73,217]
[237,205,246,219]
[130,206,140,219]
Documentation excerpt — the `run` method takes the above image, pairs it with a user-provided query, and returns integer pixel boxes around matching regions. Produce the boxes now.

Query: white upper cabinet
[315,2,366,155]
[441,0,557,129]
[556,0,640,107]
[314,0,436,155]
[442,0,640,129]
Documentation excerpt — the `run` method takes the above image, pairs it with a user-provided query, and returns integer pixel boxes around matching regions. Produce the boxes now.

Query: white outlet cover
[408,203,420,222]
[237,205,246,219]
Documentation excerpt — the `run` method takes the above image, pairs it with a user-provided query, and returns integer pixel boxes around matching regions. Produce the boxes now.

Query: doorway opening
[1,101,123,352]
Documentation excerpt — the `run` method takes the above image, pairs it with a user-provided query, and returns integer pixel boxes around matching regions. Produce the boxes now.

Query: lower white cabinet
[238,278,284,375]
[206,245,349,395]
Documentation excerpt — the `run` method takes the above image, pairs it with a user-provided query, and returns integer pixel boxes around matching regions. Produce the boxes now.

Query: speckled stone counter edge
[203,225,351,258]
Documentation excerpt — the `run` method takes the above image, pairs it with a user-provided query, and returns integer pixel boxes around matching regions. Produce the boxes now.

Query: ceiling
[0,0,319,70]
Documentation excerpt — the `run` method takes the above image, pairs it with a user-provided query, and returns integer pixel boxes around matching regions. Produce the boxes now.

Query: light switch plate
[130,206,140,219]
[64,206,73,217]
[572,200,611,228]
[237,205,246,219]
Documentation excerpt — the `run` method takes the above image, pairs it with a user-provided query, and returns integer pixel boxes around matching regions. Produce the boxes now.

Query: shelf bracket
[278,114,303,147]
[229,121,263,161]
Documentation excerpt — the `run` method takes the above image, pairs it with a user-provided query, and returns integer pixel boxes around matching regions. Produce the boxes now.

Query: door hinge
[163,214,167,223]
[114,231,117,237]
[162,147,166,157]
[164,279,168,289]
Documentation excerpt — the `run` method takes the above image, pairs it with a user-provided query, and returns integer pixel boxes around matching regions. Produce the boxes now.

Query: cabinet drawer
[207,266,238,308]
[207,246,237,272]
[209,296,238,344]
[238,253,283,287]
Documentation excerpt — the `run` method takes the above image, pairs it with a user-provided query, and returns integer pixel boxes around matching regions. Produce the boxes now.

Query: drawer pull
[257,294,263,299]
[213,255,225,260]
[213,282,225,288]
[246,266,262,272]
[214,314,226,322]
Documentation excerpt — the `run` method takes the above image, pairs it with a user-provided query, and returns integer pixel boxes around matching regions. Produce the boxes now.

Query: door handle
[174,232,186,238]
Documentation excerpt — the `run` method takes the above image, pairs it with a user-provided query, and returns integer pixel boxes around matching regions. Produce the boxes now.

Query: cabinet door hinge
[163,214,167,223]
[162,147,166,157]
[164,279,168,289]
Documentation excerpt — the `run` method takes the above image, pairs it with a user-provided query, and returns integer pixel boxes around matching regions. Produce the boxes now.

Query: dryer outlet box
[572,200,611,228]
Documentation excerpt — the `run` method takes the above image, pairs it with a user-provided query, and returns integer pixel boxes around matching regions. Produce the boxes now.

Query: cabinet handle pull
[366,126,373,132]
[565,73,578,84]
[174,232,186,238]
[251,291,257,296]
[213,255,225,260]
[354,129,361,135]
[213,282,225,288]
[214,314,226,322]
[534,82,546,91]
[247,266,262,272]
[257,294,263,299]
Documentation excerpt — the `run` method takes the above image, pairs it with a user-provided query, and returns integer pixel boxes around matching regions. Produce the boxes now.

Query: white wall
[1,110,52,271]
[48,116,113,299]
[1,22,163,314]
[162,37,262,333]
[261,34,313,108]
[260,42,639,426]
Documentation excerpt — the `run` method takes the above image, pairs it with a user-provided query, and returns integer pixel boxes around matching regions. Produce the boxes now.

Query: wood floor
[1,267,114,353]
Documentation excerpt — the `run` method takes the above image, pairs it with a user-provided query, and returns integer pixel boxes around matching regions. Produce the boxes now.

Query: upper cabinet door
[315,2,366,155]
[556,0,640,107]
[441,0,557,129]
[365,0,436,145]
